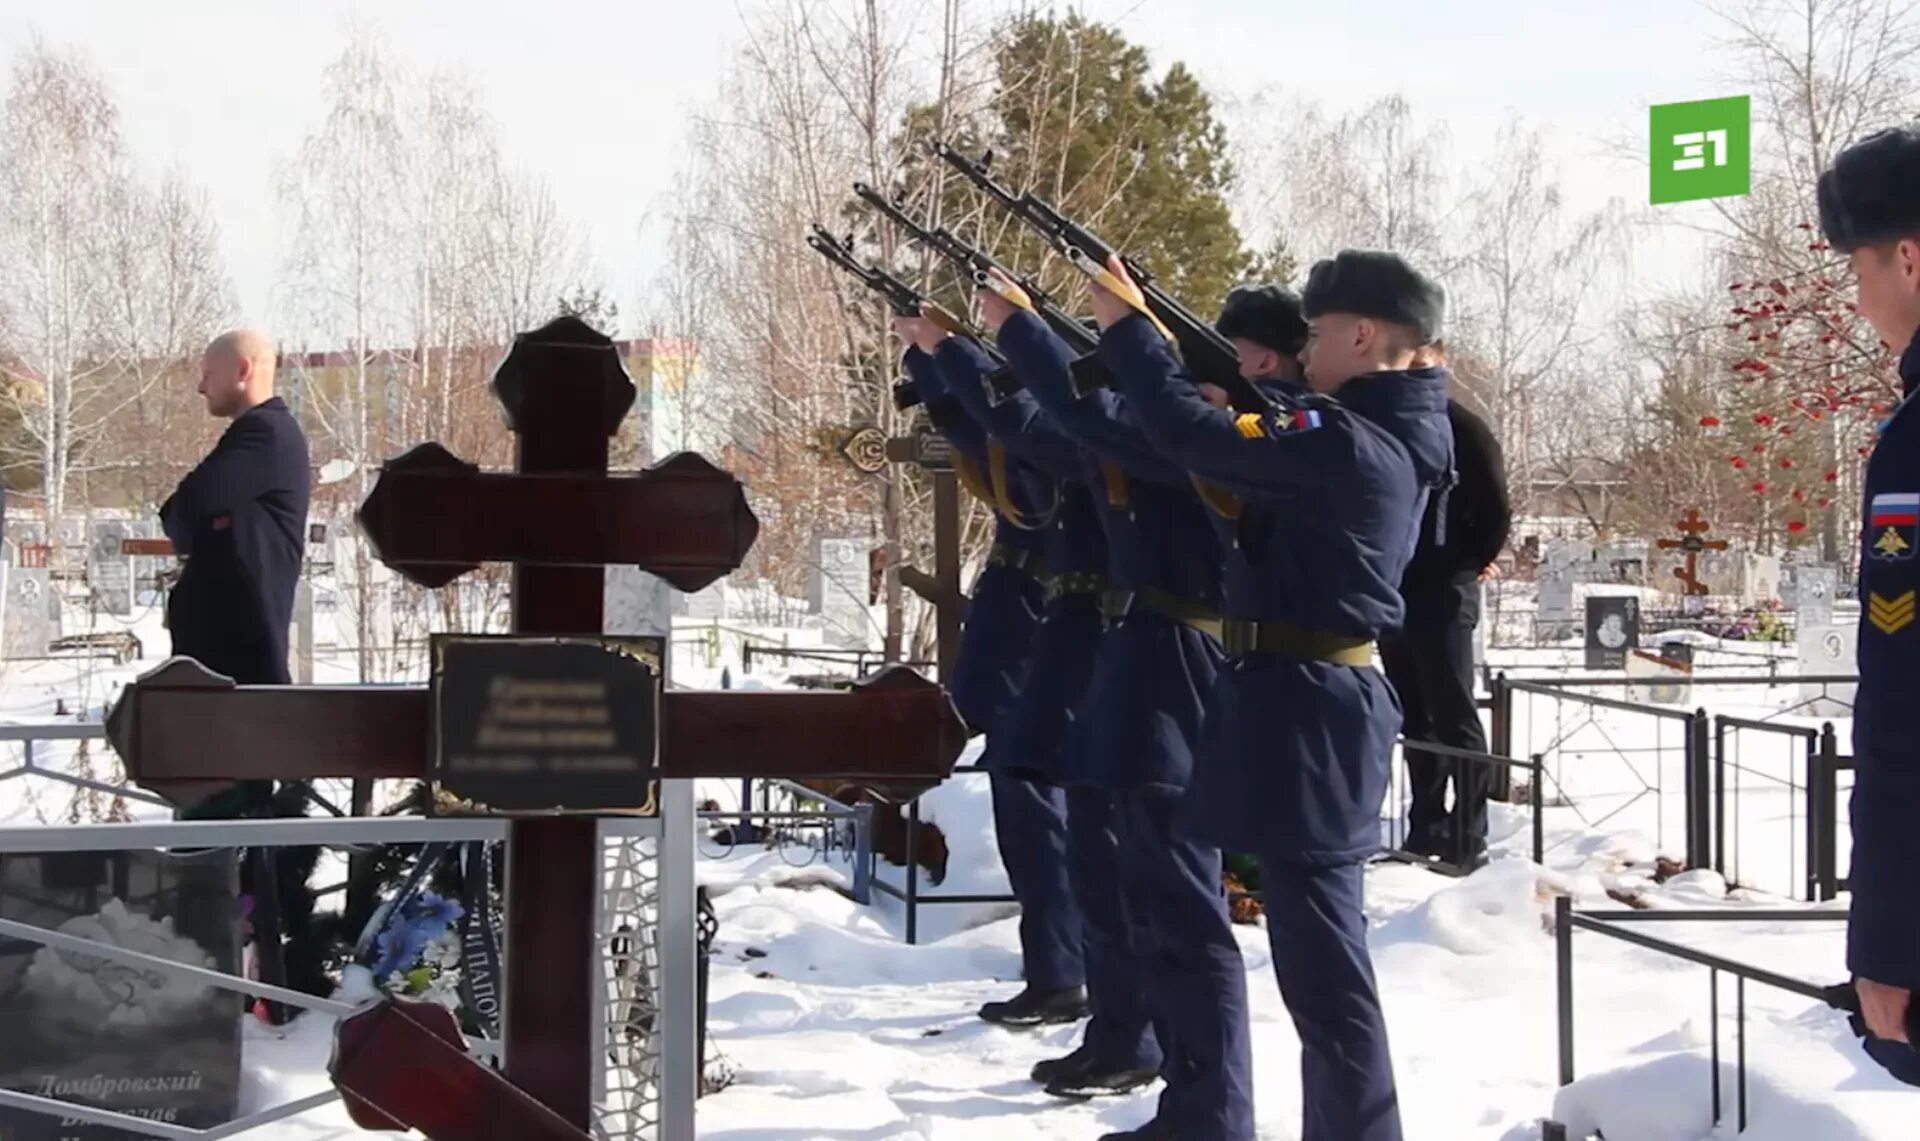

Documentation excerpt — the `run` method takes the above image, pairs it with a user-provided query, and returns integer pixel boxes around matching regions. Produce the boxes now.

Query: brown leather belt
[1218,617,1375,666]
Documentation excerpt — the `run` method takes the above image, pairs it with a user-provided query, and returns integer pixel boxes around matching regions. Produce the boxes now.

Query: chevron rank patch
[1233,409,1322,439]
[1870,590,1914,635]
[1870,492,1918,561]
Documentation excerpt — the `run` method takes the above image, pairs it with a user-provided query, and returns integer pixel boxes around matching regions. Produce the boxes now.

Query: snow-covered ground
[0,597,1908,1139]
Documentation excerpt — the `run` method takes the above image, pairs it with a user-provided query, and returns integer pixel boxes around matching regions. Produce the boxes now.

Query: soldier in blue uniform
[1091,249,1454,1141]
[898,319,1164,1097]
[896,338,1089,1028]
[1214,283,1311,397]
[1817,124,1920,1072]
[961,286,1253,1140]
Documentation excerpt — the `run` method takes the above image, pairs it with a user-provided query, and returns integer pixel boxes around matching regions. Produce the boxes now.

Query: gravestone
[812,536,875,650]
[1796,566,1838,630]
[605,567,676,640]
[0,849,242,1140]
[1626,644,1693,706]
[88,522,134,618]
[1797,618,1858,716]
[1584,595,1640,670]
[1536,539,1588,640]
[2,565,54,659]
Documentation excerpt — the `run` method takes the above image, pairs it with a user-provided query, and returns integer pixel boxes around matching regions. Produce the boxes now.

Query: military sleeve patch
[1233,409,1322,439]
[1869,590,1914,634]
[1869,493,1917,560]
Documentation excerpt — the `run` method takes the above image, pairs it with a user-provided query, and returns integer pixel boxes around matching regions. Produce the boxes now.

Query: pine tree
[892,14,1258,318]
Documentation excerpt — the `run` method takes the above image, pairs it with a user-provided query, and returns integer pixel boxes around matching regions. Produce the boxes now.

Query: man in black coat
[162,329,324,1001]
[1382,347,1510,870]
[163,328,310,687]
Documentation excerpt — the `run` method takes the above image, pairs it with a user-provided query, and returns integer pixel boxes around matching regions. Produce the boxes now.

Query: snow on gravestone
[1,563,54,659]
[811,537,874,650]
[87,521,134,617]
[0,850,243,1140]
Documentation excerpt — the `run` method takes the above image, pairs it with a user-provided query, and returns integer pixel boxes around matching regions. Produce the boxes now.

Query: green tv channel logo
[1649,96,1751,205]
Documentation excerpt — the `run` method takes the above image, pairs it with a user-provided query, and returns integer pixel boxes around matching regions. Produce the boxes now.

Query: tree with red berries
[1667,0,1916,564]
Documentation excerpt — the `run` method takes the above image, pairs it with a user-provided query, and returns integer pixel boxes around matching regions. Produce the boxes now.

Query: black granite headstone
[0,849,242,1139]
[1584,595,1640,670]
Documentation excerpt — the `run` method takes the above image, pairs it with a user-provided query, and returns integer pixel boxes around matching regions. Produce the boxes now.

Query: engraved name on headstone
[0,849,243,1140]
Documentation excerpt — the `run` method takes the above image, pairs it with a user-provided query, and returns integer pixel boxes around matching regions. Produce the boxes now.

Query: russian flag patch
[1233,408,1322,439]
[1871,492,1920,526]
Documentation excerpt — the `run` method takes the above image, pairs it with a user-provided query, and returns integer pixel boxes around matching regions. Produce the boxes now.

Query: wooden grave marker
[104,317,968,1139]
[1655,508,1729,598]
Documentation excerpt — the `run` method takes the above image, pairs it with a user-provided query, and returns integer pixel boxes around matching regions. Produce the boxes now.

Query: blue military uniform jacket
[1099,314,1454,861]
[901,348,1047,743]
[1850,332,1920,993]
[161,397,310,685]
[918,341,1108,785]
[945,325,1223,793]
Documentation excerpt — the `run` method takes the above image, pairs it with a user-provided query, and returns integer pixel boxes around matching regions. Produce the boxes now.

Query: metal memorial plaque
[428,634,662,816]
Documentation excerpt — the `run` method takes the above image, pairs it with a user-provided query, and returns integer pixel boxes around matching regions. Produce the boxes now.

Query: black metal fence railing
[1809,728,1854,901]
[1549,899,1849,1139]
[1379,739,1547,873]
[1501,679,1710,867]
[870,765,1020,946]
[1714,715,1827,901]
[1486,674,1859,896]
[740,642,935,678]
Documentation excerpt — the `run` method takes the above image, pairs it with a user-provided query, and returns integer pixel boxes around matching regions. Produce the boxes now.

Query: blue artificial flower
[368,893,469,982]
[408,892,465,941]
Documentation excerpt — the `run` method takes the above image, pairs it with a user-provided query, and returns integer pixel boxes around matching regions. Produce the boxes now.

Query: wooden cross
[103,317,967,1139]
[1654,508,1728,596]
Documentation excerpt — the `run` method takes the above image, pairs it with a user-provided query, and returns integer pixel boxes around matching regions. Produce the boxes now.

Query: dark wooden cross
[885,430,963,679]
[103,318,967,1139]
[1654,508,1728,596]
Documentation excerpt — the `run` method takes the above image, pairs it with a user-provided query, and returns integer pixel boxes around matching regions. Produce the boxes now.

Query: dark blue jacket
[162,397,310,685]
[1101,313,1453,860]
[925,338,1109,784]
[968,321,1225,793]
[1850,331,1920,992]
[901,347,1045,741]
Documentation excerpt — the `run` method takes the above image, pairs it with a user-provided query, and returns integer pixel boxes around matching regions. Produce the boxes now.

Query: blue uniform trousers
[1066,785,1161,1071]
[988,771,1084,991]
[1118,789,1253,1140]
[1259,858,1402,1141]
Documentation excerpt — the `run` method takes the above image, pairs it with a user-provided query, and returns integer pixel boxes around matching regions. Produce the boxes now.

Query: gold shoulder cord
[953,453,995,505]
[1190,475,1242,520]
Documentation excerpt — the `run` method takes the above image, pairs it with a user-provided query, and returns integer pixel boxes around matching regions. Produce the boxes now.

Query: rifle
[853,182,1111,401]
[805,223,1018,404]
[928,140,1274,414]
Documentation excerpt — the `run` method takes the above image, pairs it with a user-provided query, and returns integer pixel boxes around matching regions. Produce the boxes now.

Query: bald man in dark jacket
[1382,383,1509,870]
[162,329,310,688]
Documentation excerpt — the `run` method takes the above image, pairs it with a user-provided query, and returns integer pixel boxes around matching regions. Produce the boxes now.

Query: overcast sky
[0,0,1762,333]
